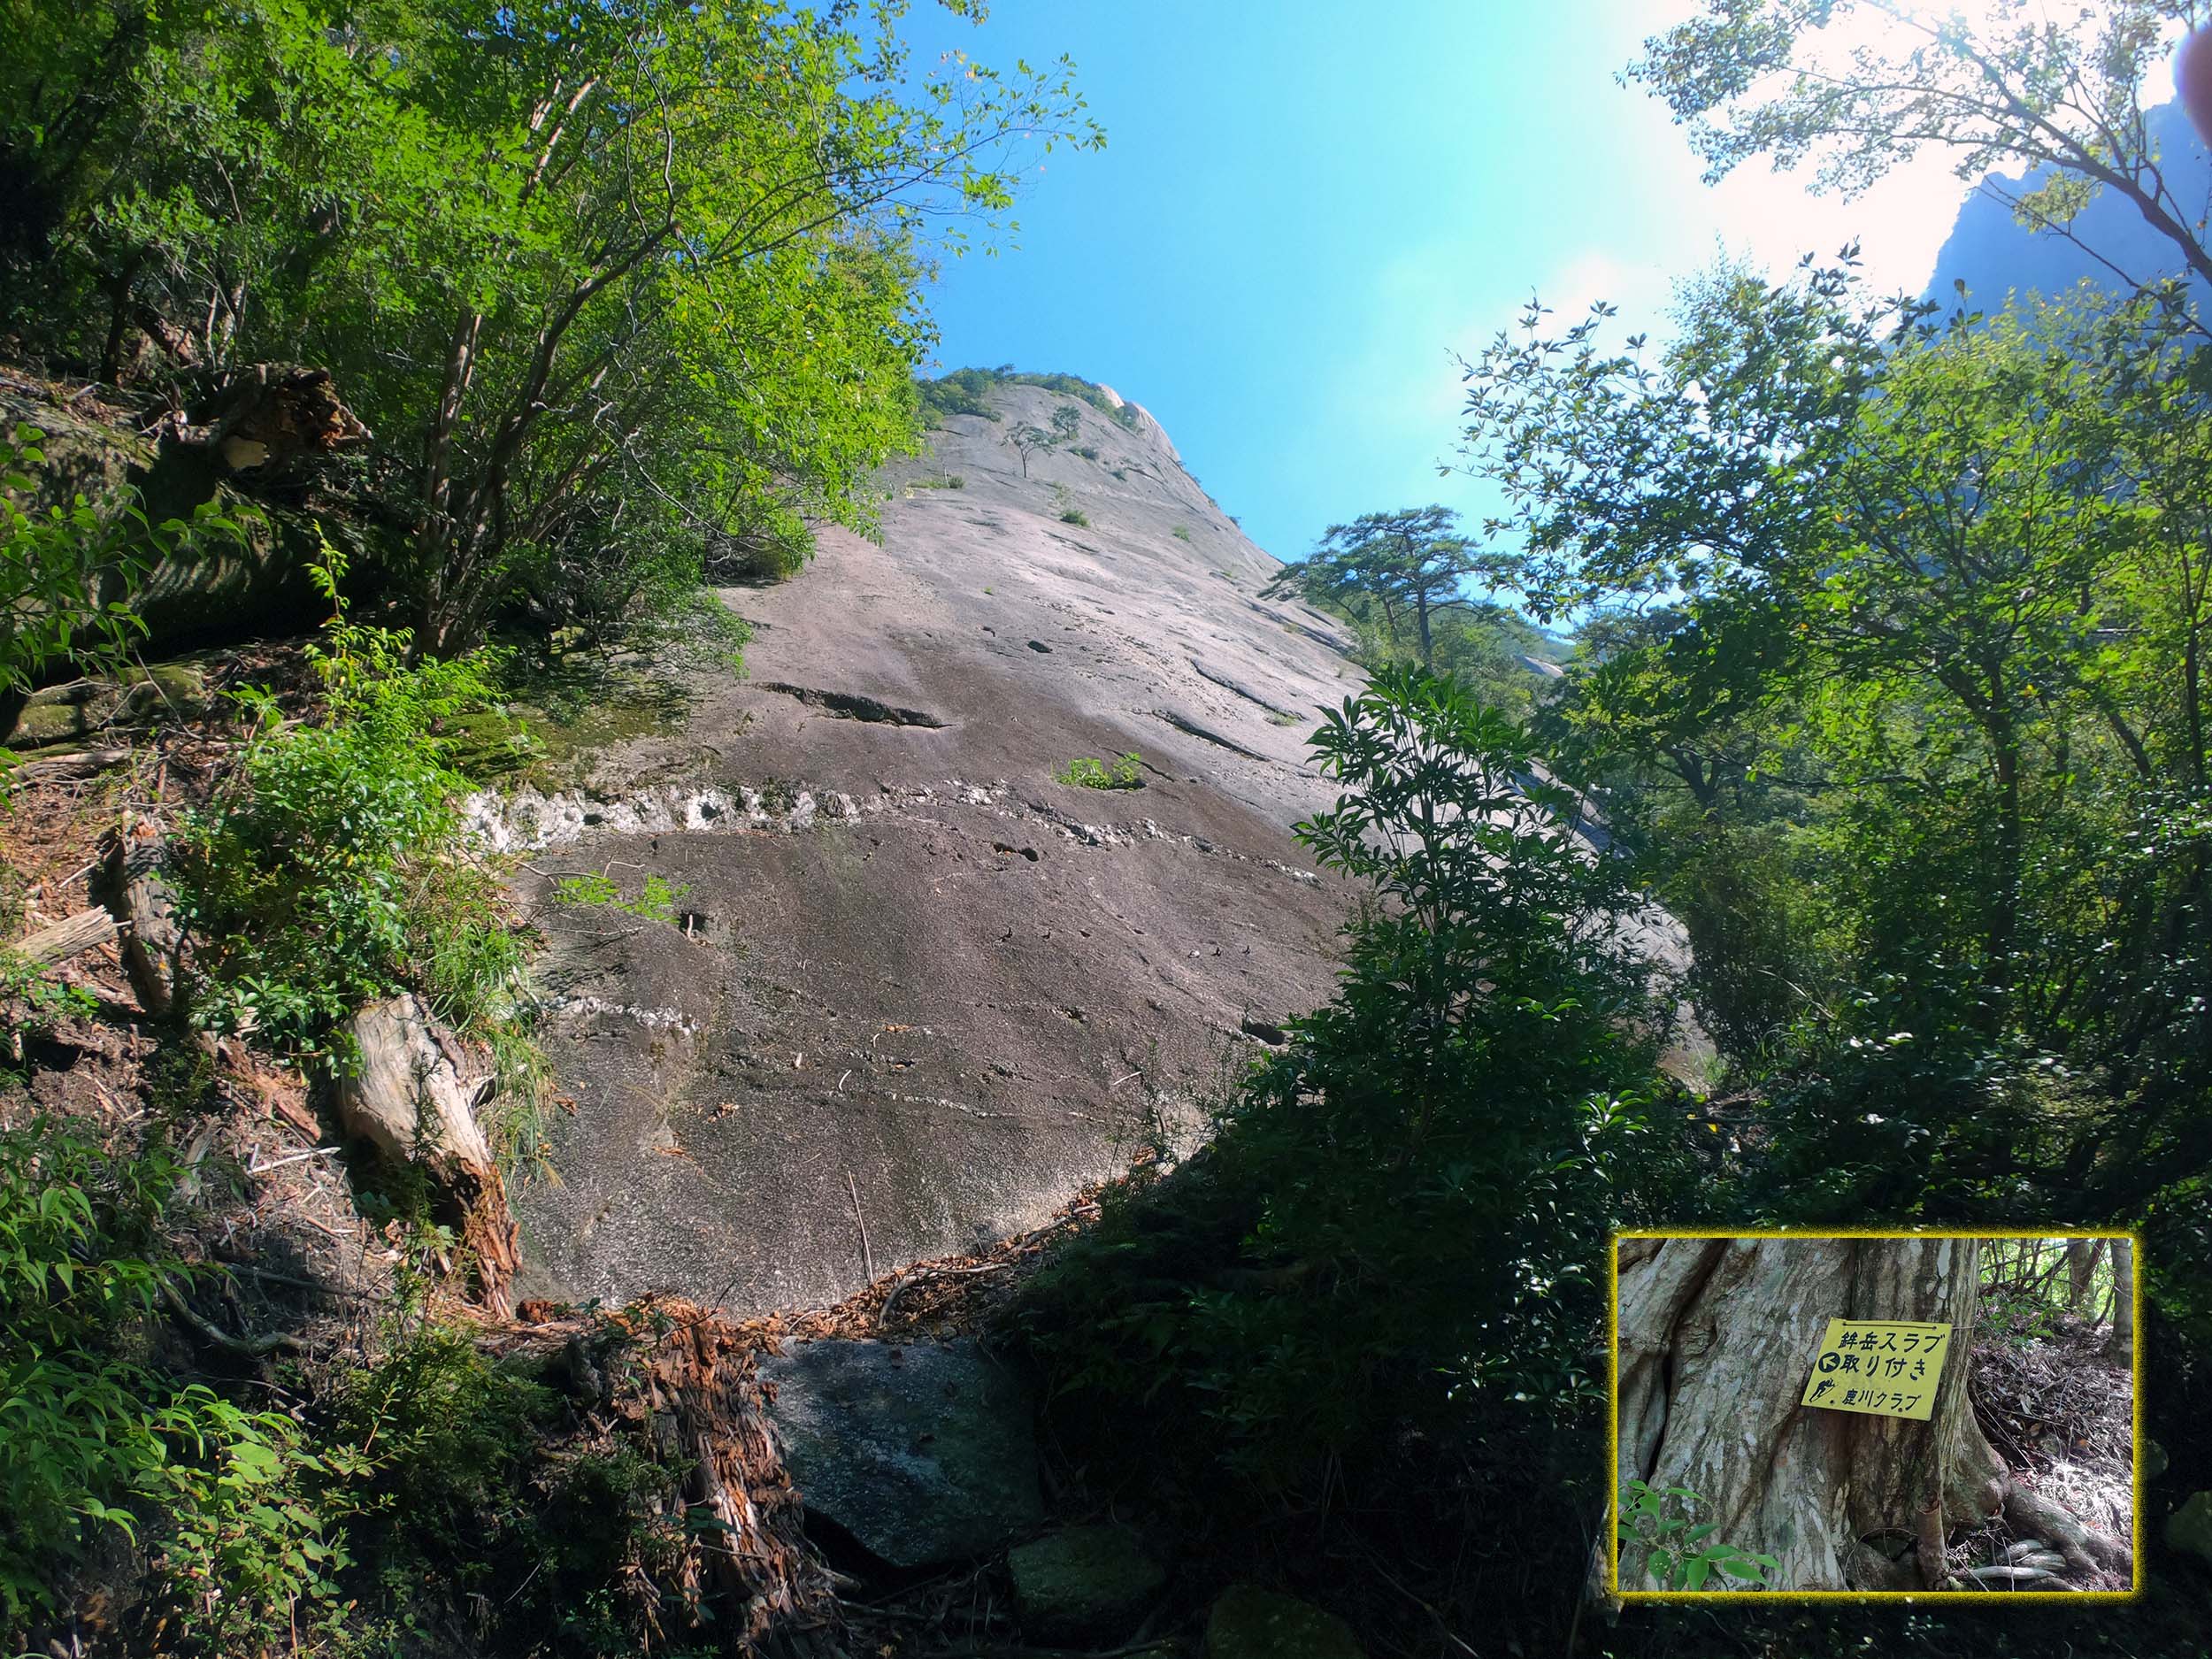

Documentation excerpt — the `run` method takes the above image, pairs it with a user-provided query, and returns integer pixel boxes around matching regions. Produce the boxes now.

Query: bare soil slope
[482,381,1369,1316]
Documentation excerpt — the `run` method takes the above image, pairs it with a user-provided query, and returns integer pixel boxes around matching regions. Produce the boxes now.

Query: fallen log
[6,906,120,967]
[4,747,135,785]
[99,816,184,1017]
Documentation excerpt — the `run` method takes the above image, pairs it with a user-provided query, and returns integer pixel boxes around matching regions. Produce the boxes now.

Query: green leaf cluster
[171,546,526,1059]
[1617,1479,1779,1591]
[0,1118,342,1645]
[1056,751,1143,789]
[3,0,1101,651]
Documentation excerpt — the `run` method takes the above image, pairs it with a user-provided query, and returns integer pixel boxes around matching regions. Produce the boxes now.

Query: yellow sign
[1799,1318,1952,1421]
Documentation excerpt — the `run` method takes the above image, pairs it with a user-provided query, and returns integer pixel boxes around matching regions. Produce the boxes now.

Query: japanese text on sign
[1798,1318,1951,1421]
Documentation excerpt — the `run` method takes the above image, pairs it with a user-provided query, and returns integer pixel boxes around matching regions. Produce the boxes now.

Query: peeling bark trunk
[2065,1238,2101,1314]
[1617,1236,2008,1591]
[6,906,120,966]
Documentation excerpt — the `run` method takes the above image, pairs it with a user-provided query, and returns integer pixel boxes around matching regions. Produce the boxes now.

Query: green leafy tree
[2,0,1100,651]
[1025,669,1686,1499]
[1629,0,2212,310]
[1265,504,1488,666]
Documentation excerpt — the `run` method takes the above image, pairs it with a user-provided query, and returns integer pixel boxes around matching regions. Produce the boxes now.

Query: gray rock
[1204,1585,1363,1659]
[1009,1525,1166,1644]
[2164,1490,2212,1567]
[761,1338,1042,1570]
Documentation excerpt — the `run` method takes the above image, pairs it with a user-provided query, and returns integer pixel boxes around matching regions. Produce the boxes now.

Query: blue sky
[902,2,1996,565]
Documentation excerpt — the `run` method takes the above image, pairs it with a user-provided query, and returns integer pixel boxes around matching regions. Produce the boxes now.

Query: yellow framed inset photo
[1609,1230,2142,1600]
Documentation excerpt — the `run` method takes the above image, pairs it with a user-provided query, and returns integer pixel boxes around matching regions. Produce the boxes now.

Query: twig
[846,1170,875,1285]
[248,1146,342,1175]
[217,1263,388,1302]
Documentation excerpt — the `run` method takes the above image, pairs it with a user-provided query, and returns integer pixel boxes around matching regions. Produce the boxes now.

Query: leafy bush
[1171,525,1192,541]
[703,505,817,585]
[1023,670,1689,1498]
[1060,508,1090,526]
[1056,752,1143,789]
[1617,1479,1778,1590]
[173,551,528,1061]
[0,1118,348,1646]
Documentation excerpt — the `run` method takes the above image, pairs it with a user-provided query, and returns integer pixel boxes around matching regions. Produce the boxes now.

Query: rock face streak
[496,382,1368,1315]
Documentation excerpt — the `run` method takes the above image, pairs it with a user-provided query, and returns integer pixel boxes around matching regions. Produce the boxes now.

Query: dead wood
[7,905,120,966]
[637,1307,843,1656]
[99,815,183,1016]
[335,994,519,1315]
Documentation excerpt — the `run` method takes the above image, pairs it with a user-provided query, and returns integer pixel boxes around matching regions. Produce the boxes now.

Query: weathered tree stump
[335,994,519,1315]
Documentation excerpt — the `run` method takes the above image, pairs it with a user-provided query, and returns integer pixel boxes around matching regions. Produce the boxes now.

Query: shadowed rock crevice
[1191,658,1302,719]
[753,683,949,727]
[1151,708,1271,762]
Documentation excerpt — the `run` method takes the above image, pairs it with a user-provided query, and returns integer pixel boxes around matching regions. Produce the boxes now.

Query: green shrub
[1,424,238,730]
[1022,670,1690,1499]
[326,1311,698,1651]
[1060,508,1090,526]
[1056,752,1143,789]
[1172,525,1191,541]
[0,1118,349,1646]
[173,549,529,1063]
[1617,1479,1778,1590]
[703,506,816,584]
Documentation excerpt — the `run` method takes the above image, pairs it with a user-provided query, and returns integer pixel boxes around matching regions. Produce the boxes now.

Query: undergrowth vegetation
[1021,670,1694,1506]
[168,549,545,1156]
[0,1111,719,1655]
[1055,752,1144,789]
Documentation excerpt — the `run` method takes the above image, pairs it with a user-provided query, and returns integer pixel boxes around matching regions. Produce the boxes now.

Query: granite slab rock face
[759,1338,1044,1571]
[493,377,1689,1317]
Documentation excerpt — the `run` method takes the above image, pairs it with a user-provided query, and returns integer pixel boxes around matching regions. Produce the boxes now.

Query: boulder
[758,1338,1043,1570]
[6,663,211,749]
[1009,1525,1166,1644]
[1204,1585,1363,1659]
[2165,1491,2212,1568]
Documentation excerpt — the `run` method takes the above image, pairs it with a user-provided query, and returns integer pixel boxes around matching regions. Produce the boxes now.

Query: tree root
[160,1277,308,1358]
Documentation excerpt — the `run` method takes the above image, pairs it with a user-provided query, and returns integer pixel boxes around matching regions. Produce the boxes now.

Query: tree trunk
[1615,1236,2127,1591]
[2065,1239,2101,1315]
[2106,1239,2134,1364]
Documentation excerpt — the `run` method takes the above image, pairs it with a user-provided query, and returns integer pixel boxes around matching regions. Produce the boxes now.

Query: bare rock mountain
[485,378,1370,1316]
